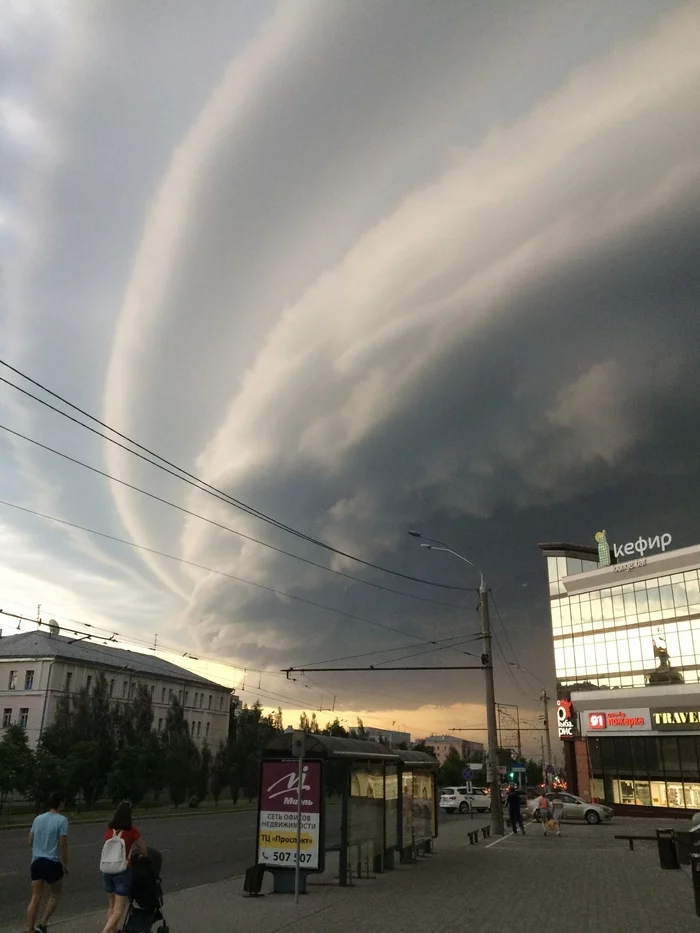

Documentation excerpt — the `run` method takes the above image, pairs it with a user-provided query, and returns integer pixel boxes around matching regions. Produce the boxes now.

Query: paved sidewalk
[5,816,697,933]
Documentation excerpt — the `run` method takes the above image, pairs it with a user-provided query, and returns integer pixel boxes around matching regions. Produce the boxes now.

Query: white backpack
[100,830,128,874]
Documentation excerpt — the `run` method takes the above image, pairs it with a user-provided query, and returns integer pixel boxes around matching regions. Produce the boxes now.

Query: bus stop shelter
[259,733,439,888]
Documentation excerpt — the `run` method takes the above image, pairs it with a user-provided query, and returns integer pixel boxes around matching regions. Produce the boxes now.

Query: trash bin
[656,828,680,870]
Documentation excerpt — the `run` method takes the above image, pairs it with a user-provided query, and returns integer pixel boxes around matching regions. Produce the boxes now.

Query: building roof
[537,541,599,559]
[422,735,484,746]
[0,630,224,689]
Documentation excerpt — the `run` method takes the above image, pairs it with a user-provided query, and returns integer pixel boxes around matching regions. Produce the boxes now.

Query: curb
[0,804,257,832]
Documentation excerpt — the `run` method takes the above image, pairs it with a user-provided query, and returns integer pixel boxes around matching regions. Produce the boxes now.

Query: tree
[412,741,436,758]
[353,718,368,741]
[194,744,212,802]
[0,725,34,809]
[322,718,348,737]
[227,701,281,803]
[106,745,148,805]
[28,751,65,812]
[525,758,543,787]
[65,741,102,807]
[438,747,465,787]
[210,742,228,805]
[162,699,197,807]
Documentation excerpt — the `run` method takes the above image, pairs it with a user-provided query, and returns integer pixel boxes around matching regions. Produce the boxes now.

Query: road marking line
[485,834,513,849]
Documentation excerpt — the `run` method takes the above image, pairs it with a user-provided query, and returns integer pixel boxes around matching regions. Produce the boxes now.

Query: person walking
[536,792,550,835]
[99,801,146,933]
[550,791,564,836]
[26,791,69,933]
[506,786,525,835]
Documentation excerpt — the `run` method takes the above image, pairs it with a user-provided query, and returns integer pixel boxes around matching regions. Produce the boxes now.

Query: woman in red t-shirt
[100,800,145,933]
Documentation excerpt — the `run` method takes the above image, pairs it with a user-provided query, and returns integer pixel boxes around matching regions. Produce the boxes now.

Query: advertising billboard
[581,708,651,734]
[257,759,323,870]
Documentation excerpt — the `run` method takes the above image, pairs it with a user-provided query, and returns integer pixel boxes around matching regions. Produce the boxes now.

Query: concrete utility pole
[478,583,505,837]
[408,531,504,837]
[541,689,553,788]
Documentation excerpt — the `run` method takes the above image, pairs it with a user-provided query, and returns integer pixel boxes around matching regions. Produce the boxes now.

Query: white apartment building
[422,735,485,764]
[0,629,231,748]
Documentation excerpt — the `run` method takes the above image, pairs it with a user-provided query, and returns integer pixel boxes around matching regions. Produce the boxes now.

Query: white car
[439,786,491,814]
[527,791,613,824]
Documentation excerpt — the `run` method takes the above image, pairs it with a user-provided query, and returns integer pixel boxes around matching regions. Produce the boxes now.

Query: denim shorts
[101,867,132,896]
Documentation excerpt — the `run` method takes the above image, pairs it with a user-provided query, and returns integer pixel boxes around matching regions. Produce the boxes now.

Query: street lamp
[408,531,504,837]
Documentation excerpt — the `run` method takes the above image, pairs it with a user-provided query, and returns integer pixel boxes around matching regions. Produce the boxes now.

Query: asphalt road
[0,808,270,929]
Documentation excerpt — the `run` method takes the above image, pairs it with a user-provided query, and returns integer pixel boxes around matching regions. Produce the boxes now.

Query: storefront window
[667,783,685,808]
[684,784,700,810]
[630,737,647,775]
[634,782,652,806]
[650,782,668,808]
[661,737,681,776]
[679,737,699,775]
[614,780,635,805]
[590,779,604,801]
[613,737,632,773]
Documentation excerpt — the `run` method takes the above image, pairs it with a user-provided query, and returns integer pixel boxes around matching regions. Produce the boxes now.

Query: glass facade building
[540,540,700,813]
[545,546,700,690]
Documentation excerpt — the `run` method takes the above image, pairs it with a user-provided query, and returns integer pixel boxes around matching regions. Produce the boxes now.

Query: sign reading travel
[651,709,700,730]
[257,760,322,870]
[557,699,574,738]
[584,709,650,734]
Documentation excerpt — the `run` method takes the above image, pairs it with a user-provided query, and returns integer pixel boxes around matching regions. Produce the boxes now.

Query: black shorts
[30,858,64,885]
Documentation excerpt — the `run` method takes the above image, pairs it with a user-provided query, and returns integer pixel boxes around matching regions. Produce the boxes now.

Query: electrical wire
[0,414,473,612]
[0,362,477,593]
[0,494,477,657]
[296,633,478,668]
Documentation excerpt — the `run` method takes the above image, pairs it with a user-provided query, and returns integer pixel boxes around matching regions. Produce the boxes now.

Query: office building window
[208,694,212,710]
[186,692,191,707]
[219,696,223,710]
[190,721,195,736]
[19,708,29,729]
[24,670,34,690]
[122,681,128,698]
[158,718,163,732]
[196,721,202,738]
[86,675,93,693]
[161,687,166,703]
[2,709,11,728]
[169,689,174,702]
[178,690,183,703]
[109,679,115,697]
[199,694,203,708]
[65,672,73,692]
[8,670,17,690]
[205,721,210,737]
[150,684,155,697]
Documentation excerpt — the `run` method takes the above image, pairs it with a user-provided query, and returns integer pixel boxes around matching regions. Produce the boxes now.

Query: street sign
[546,764,554,774]
[462,768,472,781]
[468,762,483,770]
[498,766,507,774]
[510,763,526,772]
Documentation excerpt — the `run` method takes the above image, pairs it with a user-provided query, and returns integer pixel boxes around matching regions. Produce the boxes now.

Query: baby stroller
[122,847,169,933]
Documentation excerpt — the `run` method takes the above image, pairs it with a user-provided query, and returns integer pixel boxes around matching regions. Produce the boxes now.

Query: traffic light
[508,771,515,780]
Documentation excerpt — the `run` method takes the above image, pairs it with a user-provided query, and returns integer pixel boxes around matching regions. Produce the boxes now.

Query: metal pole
[540,736,546,785]
[294,754,304,903]
[542,690,553,789]
[479,582,504,836]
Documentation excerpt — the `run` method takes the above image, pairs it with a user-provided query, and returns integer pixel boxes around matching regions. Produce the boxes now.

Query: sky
[1,1,699,756]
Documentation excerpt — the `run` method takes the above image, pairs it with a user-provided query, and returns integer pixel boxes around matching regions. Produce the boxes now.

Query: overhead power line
[0,497,476,657]
[0,361,476,593]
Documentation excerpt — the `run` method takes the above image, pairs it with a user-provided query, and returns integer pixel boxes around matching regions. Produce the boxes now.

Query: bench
[615,834,658,851]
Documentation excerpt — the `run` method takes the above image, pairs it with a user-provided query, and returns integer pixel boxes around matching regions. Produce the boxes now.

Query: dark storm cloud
[1,1,698,719]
